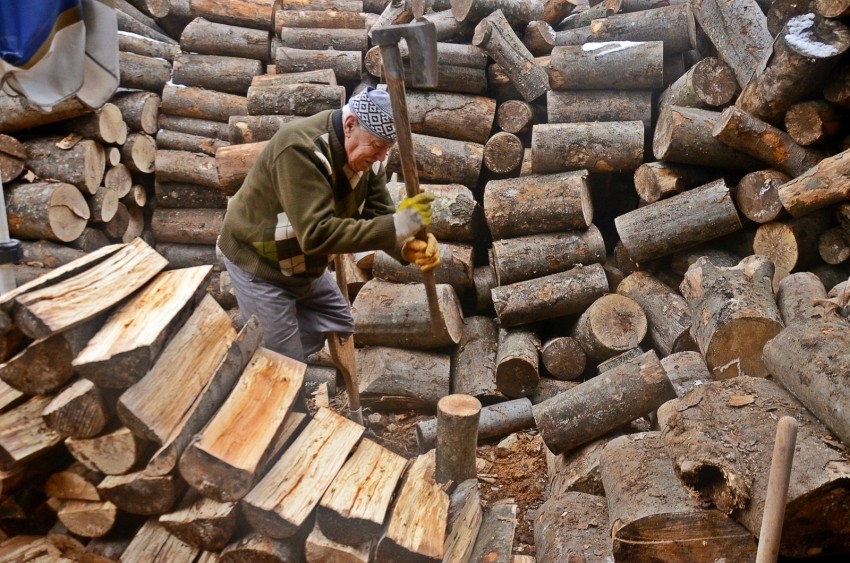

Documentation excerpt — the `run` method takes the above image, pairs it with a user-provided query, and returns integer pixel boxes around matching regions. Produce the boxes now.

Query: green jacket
[218,109,400,287]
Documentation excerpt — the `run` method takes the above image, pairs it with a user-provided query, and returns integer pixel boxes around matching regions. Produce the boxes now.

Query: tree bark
[492,263,609,328]
[657,376,850,557]
[394,90,496,145]
[172,54,264,96]
[680,255,784,378]
[0,93,92,134]
[247,80,346,116]
[776,271,828,326]
[228,114,301,144]
[189,0,278,28]
[4,182,90,244]
[491,226,605,286]
[25,137,105,195]
[386,133,483,188]
[158,114,231,141]
[535,492,610,562]
[159,492,238,551]
[547,41,663,90]
[115,7,176,44]
[156,130,228,157]
[356,346,451,410]
[153,181,228,210]
[118,29,179,60]
[215,141,268,195]
[633,161,721,204]
[275,47,362,83]
[388,182,482,243]
[364,42,487,74]
[180,17,271,62]
[734,169,790,224]
[65,426,148,476]
[753,209,833,284]
[570,294,647,361]
[546,89,652,130]
[658,56,738,109]
[496,99,542,134]
[533,350,674,454]
[161,83,248,123]
[541,336,586,380]
[118,51,172,94]
[735,13,850,124]
[371,244,473,293]
[776,147,850,217]
[483,171,592,239]
[661,350,712,398]
[494,327,540,398]
[220,531,304,562]
[0,134,25,184]
[615,179,743,263]
[784,99,844,146]
[590,4,696,54]
[468,500,518,563]
[531,121,644,174]
[452,0,544,26]
[435,394,481,487]
[449,316,501,400]
[155,150,220,190]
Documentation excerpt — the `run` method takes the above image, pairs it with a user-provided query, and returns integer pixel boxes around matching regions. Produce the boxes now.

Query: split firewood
[546,89,652,130]
[305,523,370,563]
[533,350,674,454]
[0,380,23,413]
[161,83,249,123]
[0,93,92,134]
[736,13,850,125]
[442,479,481,563]
[547,41,663,90]
[680,255,784,378]
[159,114,231,141]
[159,491,238,551]
[483,171,591,239]
[0,395,64,470]
[65,426,148,476]
[451,316,501,401]
[247,79,346,116]
[616,179,742,263]
[118,520,198,561]
[220,531,303,563]
[11,242,161,337]
[777,147,850,218]
[374,451,448,563]
[155,150,220,189]
[491,263,609,328]
[371,243,473,292]
[415,397,534,453]
[43,379,113,439]
[468,499,517,563]
[387,133,483,188]
[531,120,644,174]
[617,271,696,356]
[68,227,111,253]
[227,114,301,144]
[275,46,363,83]
[535,492,609,561]
[180,17,272,62]
[600,432,757,561]
[734,169,791,224]
[56,501,118,539]
[44,463,101,502]
[178,345,304,501]
[0,536,66,561]
[546,429,634,498]
[242,407,364,539]
[495,327,540,398]
[658,376,850,557]
[73,265,212,388]
[150,208,225,245]
[97,469,185,516]
[317,439,407,546]
[590,4,696,54]
[118,51,172,94]
[24,136,105,195]
[356,346,450,410]
[570,293,647,361]
[82,534,134,563]
[351,279,462,349]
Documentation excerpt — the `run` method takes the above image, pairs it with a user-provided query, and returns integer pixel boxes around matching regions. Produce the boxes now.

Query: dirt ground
[319,391,548,557]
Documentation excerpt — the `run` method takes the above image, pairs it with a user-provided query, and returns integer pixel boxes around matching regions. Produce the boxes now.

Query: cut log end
[705,319,784,379]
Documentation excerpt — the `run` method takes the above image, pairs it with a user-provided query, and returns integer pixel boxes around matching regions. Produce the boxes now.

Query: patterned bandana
[348,87,396,143]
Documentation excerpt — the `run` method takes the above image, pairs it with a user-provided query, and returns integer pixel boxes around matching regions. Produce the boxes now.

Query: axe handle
[380,42,443,333]
[331,254,363,425]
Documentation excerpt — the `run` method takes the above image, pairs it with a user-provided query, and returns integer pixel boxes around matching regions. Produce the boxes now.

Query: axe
[371,20,443,333]
[328,254,363,425]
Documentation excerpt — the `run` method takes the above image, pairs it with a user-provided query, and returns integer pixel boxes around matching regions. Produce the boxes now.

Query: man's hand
[397,192,434,227]
[402,233,441,272]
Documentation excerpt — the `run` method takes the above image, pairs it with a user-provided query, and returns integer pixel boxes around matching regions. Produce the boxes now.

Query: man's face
[343,114,394,173]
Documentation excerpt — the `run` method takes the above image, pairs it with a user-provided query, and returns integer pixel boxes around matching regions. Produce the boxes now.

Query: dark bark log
[658,56,738,109]
[156,130,228,157]
[633,161,721,204]
[4,182,90,243]
[97,471,185,516]
[825,64,850,108]
[590,4,697,54]
[0,396,64,470]
[450,316,501,400]
[784,99,844,145]
[541,336,585,380]
[228,115,301,144]
[180,17,272,62]
[558,0,621,30]
[158,114,231,141]
[546,41,664,90]
[172,54,264,96]
[495,327,540,398]
[534,492,611,562]
[161,83,248,124]
[116,6,175,44]
[777,147,850,217]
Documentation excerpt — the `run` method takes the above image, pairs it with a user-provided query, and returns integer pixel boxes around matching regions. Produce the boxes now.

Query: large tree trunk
[531,121,644,174]
[657,376,850,557]
[24,137,105,195]
[547,41,664,90]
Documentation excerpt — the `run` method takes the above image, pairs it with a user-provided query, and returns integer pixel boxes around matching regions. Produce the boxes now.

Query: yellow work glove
[397,192,434,227]
[402,233,441,272]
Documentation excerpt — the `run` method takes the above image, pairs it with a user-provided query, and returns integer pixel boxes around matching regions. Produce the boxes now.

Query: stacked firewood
[3,0,850,560]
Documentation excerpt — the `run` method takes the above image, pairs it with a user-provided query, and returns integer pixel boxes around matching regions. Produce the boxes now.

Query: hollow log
[531,121,644,174]
[387,133,483,188]
[65,426,147,476]
[600,432,758,561]
[546,89,652,130]
[657,376,850,557]
[118,51,172,94]
[615,179,742,263]
[228,114,301,144]
[161,83,248,124]
[784,100,844,145]
[633,161,721,205]
[4,182,89,244]
[546,41,664,90]
[158,114,231,141]
[776,147,850,217]
[24,137,105,195]
[356,346,450,411]
[371,243,473,292]
[275,47,362,83]
[679,255,784,379]
[540,336,585,381]
[180,17,271,62]
[0,396,64,470]
[590,4,697,54]
[736,13,850,124]
[215,140,268,195]
[492,263,609,328]
[483,171,591,239]
[533,350,674,454]
[247,80,345,116]
[658,56,738,109]
[734,169,791,224]
[616,271,696,356]
[416,397,533,453]
[491,226,606,286]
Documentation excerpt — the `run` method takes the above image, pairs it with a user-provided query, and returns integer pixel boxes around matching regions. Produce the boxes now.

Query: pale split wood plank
[443,479,483,563]
[117,295,237,445]
[178,343,305,501]
[13,239,168,339]
[242,407,364,539]
[73,265,213,388]
[119,519,199,563]
[0,395,64,470]
[0,379,23,413]
[317,438,407,546]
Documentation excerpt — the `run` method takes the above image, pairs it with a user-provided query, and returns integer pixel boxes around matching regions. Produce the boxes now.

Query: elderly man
[218,87,439,363]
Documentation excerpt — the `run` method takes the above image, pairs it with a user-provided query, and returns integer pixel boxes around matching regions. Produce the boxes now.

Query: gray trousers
[222,256,354,363]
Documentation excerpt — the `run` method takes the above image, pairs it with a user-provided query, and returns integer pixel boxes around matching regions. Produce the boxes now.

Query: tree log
[784,99,844,145]
[18,240,84,269]
[483,171,591,239]
[633,161,721,205]
[371,243,473,292]
[172,54,264,97]
[0,395,64,470]
[119,133,157,174]
[658,56,738,109]
[734,169,791,224]
[468,499,518,563]
[154,243,219,269]
[615,179,743,263]
[660,350,712,398]
[451,0,544,26]
[356,346,450,410]
[155,150,220,191]
[600,432,758,561]
[547,41,663,90]
[180,17,271,62]
[159,492,238,551]
[680,255,783,378]
[275,47,362,83]
[158,114,231,141]
[482,131,523,174]
[435,394,480,487]
[275,8,366,31]
[590,4,696,54]
[657,376,850,557]
[491,226,605,286]
[4,181,89,244]
[55,501,117,539]
[386,132,483,188]
[42,379,111,439]
[753,210,833,282]
[118,30,180,60]
[533,350,674,454]
[494,327,540,399]
[496,99,541,134]
[776,147,850,217]
[156,130,227,158]
[570,294,647,361]
[415,397,533,453]
[472,10,550,102]
[388,182,482,243]
[0,134,25,183]
[819,225,850,264]
[736,13,850,124]
[546,89,652,130]
[24,137,105,195]
[825,63,850,108]
[86,188,119,224]
[152,184,222,213]
[0,93,92,134]
[540,336,585,381]
[450,316,501,400]
[317,438,407,546]
[190,0,278,28]
[242,407,364,539]
[395,90,496,145]
[364,41,487,74]
[119,51,172,94]
[228,114,301,144]
[219,531,303,562]
[492,263,609,328]
[65,426,148,476]
[215,141,268,195]
[247,80,346,116]
[161,83,248,123]
[531,121,644,174]
[277,27,368,51]
[776,271,828,326]
[305,523,370,563]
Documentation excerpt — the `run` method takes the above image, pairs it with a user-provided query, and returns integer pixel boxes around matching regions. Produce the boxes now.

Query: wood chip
[728,395,755,407]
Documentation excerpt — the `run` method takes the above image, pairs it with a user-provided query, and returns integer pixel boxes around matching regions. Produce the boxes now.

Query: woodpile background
[2,0,850,561]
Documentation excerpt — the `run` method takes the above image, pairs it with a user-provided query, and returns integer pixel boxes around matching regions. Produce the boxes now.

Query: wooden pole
[756,416,798,563]
[435,394,481,488]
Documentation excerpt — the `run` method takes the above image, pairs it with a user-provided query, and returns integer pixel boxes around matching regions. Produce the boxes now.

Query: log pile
[3,0,850,560]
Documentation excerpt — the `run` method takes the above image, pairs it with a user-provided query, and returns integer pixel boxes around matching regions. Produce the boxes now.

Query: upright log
[546,41,664,90]
[775,271,828,326]
[451,316,501,400]
[680,255,784,379]
[776,147,850,217]
[531,121,644,174]
[532,350,675,454]
[495,327,540,398]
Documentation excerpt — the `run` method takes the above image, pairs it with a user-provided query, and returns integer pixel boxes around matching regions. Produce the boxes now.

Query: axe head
[371,20,438,88]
